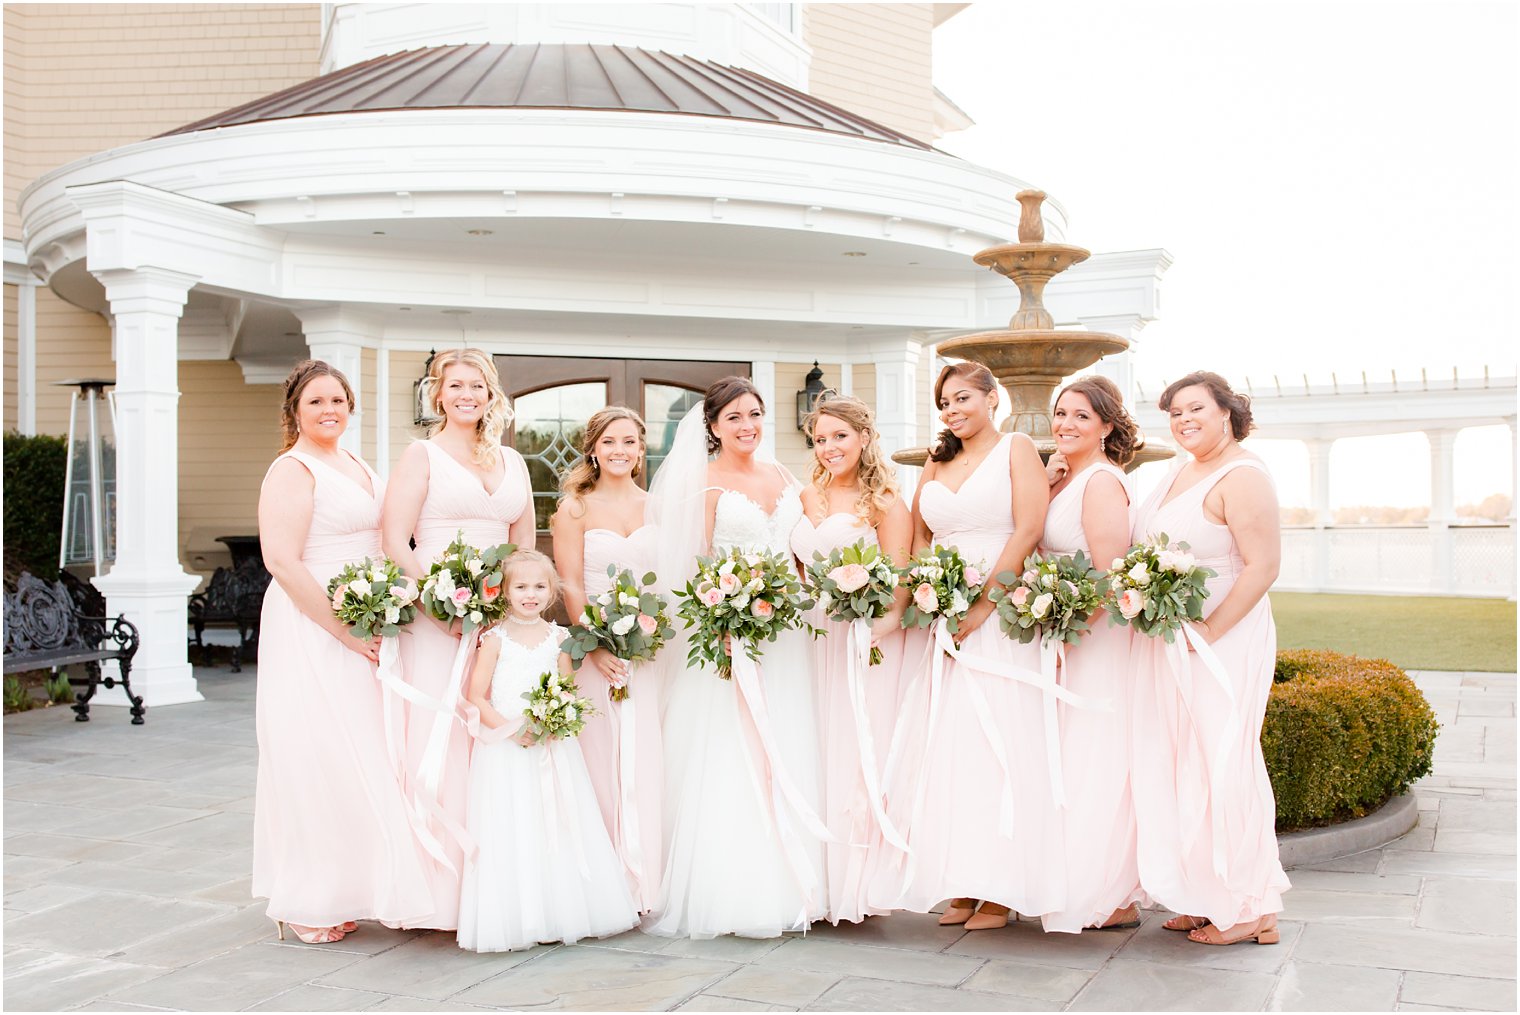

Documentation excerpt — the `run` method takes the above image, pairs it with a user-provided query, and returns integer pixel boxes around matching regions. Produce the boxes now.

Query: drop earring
[590,455,600,476]
[1100,434,1107,454]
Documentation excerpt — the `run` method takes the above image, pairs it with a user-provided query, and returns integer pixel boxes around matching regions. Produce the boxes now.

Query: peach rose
[636,613,658,636]
[1118,588,1145,619]
[829,563,871,594]
[750,598,775,620]
[912,582,938,614]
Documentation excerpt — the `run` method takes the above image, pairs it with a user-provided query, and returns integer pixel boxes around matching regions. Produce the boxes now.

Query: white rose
[1127,563,1151,587]
[469,610,483,624]
[732,593,751,610]
[370,567,387,583]
[564,705,578,722]
[1173,551,1197,573]
[1040,573,1056,589]
[718,559,736,576]
[385,605,401,624]
[611,614,637,636]
[746,577,765,593]
[818,591,832,611]
[1111,557,1126,571]
[598,592,614,606]
[348,578,373,597]
[619,592,639,608]
[465,558,484,576]
[1031,592,1053,619]
[950,590,969,616]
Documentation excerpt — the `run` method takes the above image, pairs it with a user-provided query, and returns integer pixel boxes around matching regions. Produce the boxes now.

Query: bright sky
[933,0,1517,507]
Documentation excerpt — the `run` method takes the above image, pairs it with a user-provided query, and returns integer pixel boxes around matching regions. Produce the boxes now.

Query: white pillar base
[92,568,205,707]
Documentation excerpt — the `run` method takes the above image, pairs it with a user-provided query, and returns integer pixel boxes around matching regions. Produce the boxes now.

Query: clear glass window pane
[643,383,704,486]
[514,382,606,531]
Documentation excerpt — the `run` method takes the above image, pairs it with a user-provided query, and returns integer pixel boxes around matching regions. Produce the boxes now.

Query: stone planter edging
[1276,791,1419,868]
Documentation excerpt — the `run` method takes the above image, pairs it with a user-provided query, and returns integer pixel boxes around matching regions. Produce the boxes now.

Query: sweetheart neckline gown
[644,485,827,939]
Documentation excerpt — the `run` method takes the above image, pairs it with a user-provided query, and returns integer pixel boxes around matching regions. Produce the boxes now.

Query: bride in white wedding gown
[643,377,827,939]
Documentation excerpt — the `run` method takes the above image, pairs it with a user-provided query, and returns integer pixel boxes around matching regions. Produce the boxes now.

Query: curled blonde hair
[805,394,900,527]
[558,406,646,506]
[423,348,512,466]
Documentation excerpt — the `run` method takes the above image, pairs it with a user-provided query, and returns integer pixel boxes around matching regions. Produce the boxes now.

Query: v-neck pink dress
[790,511,912,925]
[1129,457,1289,931]
[868,434,1066,919]
[1038,461,1143,932]
[252,449,434,929]
[396,438,531,930]
[577,523,664,913]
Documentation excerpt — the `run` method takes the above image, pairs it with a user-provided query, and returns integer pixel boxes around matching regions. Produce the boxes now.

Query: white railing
[1276,525,1516,598]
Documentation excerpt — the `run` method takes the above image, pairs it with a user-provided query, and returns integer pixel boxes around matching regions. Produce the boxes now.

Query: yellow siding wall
[3,3,322,238]
[803,3,936,144]
[851,361,877,409]
[178,360,282,576]
[32,288,113,437]
[775,359,847,480]
[3,284,17,430]
[361,347,377,462]
[388,349,431,474]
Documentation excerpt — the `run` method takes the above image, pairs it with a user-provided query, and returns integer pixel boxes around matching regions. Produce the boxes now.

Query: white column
[297,306,379,458]
[3,246,39,435]
[90,267,204,707]
[1077,313,1145,404]
[751,359,777,461]
[1306,437,1334,592]
[862,336,924,491]
[1427,428,1458,594]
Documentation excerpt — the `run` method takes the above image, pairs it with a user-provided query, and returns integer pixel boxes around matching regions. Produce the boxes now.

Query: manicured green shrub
[1263,649,1439,831]
[3,431,68,582]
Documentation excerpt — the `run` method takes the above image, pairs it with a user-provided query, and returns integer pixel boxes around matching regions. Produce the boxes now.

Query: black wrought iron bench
[187,558,269,672]
[2,572,143,724]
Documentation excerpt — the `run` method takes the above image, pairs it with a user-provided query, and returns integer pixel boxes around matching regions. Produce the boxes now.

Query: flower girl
[456,549,638,952]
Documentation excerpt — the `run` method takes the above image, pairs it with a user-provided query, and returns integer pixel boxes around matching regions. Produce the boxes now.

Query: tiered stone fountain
[893,190,1170,470]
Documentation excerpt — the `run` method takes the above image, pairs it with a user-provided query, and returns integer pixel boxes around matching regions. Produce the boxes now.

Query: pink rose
[1022,569,1038,584]
[912,582,937,614]
[451,587,473,607]
[331,583,347,610]
[637,613,658,636]
[964,566,983,587]
[1118,588,1145,619]
[829,563,870,594]
[1010,586,1030,608]
[750,597,775,620]
[700,587,724,607]
[717,573,741,596]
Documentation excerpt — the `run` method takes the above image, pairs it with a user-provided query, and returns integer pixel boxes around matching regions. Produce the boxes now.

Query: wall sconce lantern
[412,348,438,426]
[796,361,826,433]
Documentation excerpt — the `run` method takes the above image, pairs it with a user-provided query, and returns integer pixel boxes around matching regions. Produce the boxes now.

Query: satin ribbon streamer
[411,635,480,870]
[1167,620,1239,879]
[615,667,651,907]
[539,745,592,881]
[730,649,834,928]
[845,620,911,854]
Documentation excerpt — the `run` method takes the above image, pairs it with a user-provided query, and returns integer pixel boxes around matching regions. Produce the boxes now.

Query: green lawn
[1273,592,1516,672]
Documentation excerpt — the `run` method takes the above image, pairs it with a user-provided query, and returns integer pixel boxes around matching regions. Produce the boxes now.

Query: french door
[495,356,748,557]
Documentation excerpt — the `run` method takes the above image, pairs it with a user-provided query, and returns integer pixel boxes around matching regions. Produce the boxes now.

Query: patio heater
[56,378,117,576]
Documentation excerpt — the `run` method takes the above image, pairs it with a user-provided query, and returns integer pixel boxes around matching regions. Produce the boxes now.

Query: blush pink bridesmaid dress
[1129,458,1290,932]
[576,523,664,913]
[790,511,912,925]
[1038,461,1143,933]
[252,450,433,929]
[396,439,531,930]
[869,434,1067,919]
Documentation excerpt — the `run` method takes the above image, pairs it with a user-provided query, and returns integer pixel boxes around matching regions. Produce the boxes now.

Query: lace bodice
[487,624,564,716]
[712,486,805,560]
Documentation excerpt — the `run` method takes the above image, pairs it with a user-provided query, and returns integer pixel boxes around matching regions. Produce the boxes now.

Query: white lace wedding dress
[644,483,827,939]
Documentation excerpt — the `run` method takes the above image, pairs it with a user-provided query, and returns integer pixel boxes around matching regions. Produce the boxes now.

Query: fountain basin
[973,242,1091,277]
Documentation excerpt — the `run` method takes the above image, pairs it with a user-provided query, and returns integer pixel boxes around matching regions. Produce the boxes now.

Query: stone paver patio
[3,668,1514,1012]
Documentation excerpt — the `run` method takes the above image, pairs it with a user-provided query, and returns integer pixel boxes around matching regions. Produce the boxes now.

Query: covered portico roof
[164,43,933,150]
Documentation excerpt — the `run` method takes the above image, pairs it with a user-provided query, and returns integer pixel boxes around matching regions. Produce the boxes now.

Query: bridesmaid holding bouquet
[380,348,534,930]
[791,395,913,925]
[1038,376,1145,933]
[1129,370,1290,946]
[551,406,664,912]
[253,360,433,943]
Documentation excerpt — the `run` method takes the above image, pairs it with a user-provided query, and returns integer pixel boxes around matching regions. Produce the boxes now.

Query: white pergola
[1134,371,1518,598]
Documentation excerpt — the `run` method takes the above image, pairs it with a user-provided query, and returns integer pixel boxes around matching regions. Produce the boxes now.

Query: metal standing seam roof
[161,43,934,150]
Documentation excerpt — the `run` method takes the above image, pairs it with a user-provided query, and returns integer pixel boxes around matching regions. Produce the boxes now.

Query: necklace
[505,615,543,627]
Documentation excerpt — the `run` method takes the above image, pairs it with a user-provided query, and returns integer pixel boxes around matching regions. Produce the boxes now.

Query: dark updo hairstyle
[279,359,355,452]
[1055,375,1139,467]
[929,360,998,463]
[703,375,765,454]
[1158,370,1255,441]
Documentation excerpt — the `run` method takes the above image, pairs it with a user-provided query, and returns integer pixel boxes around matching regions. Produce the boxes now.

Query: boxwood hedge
[1264,649,1439,831]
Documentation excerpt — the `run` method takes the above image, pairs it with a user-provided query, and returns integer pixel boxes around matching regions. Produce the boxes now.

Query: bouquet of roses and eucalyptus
[990,550,1108,647]
[560,566,676,700]
[675,547,816,679]
[328,557,419,638]
[418,531,516,635]
[807,539,900,665]
[899,545,987,635]
[519,670,597,744]
[1104,534,1216,642]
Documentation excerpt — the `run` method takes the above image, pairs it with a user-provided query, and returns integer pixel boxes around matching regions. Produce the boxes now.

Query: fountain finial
[1016,190,1046,244]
